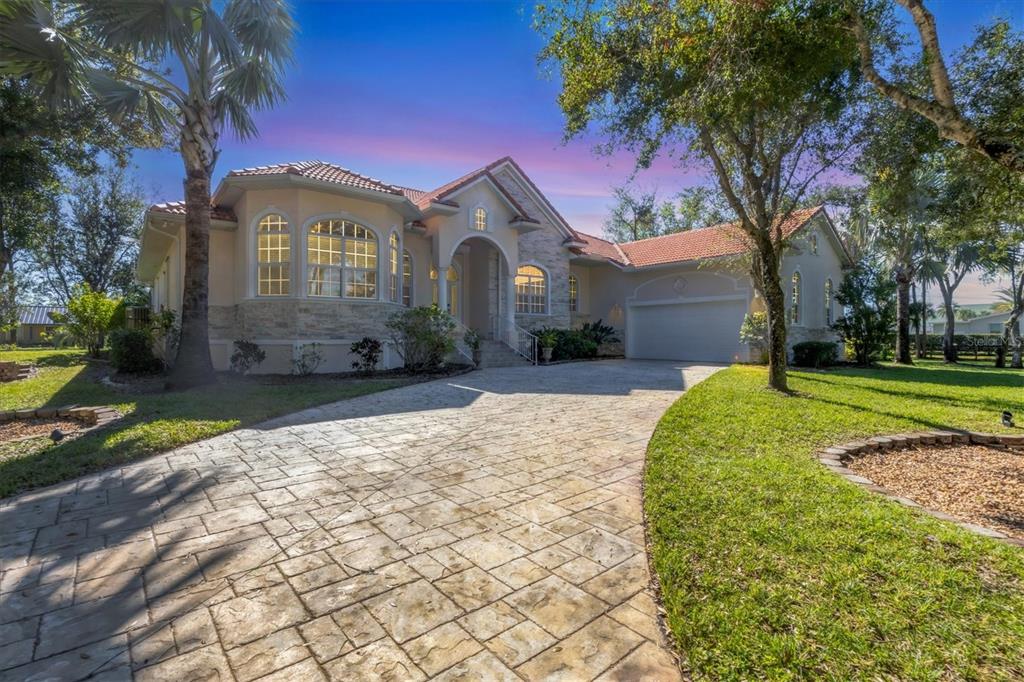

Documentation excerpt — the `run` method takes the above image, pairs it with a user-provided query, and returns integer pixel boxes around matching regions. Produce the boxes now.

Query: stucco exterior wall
[781,216,846,347]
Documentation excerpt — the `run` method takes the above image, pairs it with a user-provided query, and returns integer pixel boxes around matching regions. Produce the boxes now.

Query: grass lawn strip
[0,348,422,498]
[645,362,1024,679]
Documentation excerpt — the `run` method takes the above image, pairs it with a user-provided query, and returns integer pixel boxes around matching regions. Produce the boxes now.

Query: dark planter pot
[472,348,482,367]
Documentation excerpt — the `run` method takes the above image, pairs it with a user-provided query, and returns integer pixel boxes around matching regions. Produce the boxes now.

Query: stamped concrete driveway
[1,360,721,681]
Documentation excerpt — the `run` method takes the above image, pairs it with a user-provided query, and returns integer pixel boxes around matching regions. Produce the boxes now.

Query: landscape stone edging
[817,430,1024,547]
[0,404,122,432]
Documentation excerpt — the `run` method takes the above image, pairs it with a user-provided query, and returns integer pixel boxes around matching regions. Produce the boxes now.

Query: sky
[134,0,1023,304]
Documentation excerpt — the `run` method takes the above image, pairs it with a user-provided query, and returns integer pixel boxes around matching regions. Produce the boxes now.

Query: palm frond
[216,55,286,110]
[0,0,88,106]
[223,0,295,64]
[74,0,201,62]
[211,90,258,140]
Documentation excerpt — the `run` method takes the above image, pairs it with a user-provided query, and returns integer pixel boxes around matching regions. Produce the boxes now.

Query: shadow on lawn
[809,363,1024,389]
[797,374,1024,418]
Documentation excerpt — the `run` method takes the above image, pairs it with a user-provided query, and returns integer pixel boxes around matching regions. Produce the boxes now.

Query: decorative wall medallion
[672,277,688,295]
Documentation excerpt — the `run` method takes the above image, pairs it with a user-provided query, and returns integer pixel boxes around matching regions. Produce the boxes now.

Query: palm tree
[0,1,294,387]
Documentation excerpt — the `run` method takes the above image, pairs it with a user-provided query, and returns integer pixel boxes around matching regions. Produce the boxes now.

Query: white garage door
[628,299,747,363]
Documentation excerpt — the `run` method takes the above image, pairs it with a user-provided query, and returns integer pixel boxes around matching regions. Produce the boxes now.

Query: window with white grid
[473,207,488,231]
[569,274,578,312]
[257,214,290,296]
[307,219,377,299]
[515,265,547,314]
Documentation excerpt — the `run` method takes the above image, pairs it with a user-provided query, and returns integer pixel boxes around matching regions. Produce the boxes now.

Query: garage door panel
[628,299,747,363]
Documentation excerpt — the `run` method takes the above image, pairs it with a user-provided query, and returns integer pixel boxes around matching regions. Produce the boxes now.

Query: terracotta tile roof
[571,232,629,266]
[575,206,824,268]
[149,201,237,222]
[18,305,65,325]
[228,160,406,197]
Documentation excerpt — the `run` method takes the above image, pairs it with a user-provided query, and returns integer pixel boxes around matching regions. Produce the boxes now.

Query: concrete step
[475,340,532,368]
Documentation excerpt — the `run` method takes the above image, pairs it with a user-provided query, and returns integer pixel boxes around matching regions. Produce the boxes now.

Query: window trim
[388,231,401,304]
[515,262,550,316]
[825,277,833,326]
[472,205,488,232]
[569,274,578,313]
[253,209,293,298]
[301,213,382,301]
[402,250,413,307]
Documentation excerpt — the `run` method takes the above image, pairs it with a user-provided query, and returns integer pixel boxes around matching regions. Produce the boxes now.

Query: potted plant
[464,328,482,367]
[537,329,558,363]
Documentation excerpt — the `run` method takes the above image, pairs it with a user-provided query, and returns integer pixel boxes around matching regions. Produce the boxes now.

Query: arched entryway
[446,234,515,339]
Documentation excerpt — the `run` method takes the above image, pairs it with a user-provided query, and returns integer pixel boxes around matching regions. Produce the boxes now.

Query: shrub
[739,312,769,364]
[387,306,455,372]
[230,340,266,375]
[537,329,559,350]
[109,328,162,374]
[536,327,599,361]
[831,264,896,366]
[52,284,120,356]
[791,341,838,368]
[292,343,323,376]
[350,337,383,375]
[578,319,619,345]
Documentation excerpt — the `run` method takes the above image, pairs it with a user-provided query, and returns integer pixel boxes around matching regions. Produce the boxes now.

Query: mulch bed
[0,417,83,444]
[849,444,1024,540]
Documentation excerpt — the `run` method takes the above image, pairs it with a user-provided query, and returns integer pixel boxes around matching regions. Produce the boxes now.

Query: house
[137,157,849,372]
[6,305,65,346]
[934,311,1016,335]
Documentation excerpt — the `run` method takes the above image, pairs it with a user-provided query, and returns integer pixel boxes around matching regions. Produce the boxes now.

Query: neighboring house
[934,311,1016,335]
[137,157,849,372]
[6,305,65,346]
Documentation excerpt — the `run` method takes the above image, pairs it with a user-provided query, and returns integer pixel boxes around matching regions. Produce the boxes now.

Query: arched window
[569,274,578,312]
[473,207,487,231]
[809,233,818,255]
[307,219,377,299]
[402,251,413,307]
[515,265,547,314]
[388,233,400,303]
[257,213,290,296]
[790,272,802,324]
[825,278,833,325]
[431,266,459,315]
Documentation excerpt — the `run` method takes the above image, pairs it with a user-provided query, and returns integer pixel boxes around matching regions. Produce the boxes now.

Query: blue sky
[135,0,1022,301]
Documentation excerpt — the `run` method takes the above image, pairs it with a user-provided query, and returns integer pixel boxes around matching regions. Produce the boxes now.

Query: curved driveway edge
[0,360,722,681]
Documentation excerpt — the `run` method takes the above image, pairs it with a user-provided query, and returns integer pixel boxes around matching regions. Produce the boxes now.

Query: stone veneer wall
[207,299,406,372]
[210,299,403,340]
[493,168,572,331]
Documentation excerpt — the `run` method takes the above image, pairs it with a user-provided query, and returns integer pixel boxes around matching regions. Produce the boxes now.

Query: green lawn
[0,348,415,498]
[645,361,1024,680]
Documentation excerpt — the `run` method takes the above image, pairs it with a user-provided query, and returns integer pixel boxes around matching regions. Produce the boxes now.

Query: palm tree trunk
[894,269,913,364]
[918,272,928,358]
[938,284,957,363]
[168,158,215,388]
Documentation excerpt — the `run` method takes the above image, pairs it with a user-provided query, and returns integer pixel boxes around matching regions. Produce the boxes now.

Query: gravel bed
[849,444,1024,540]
